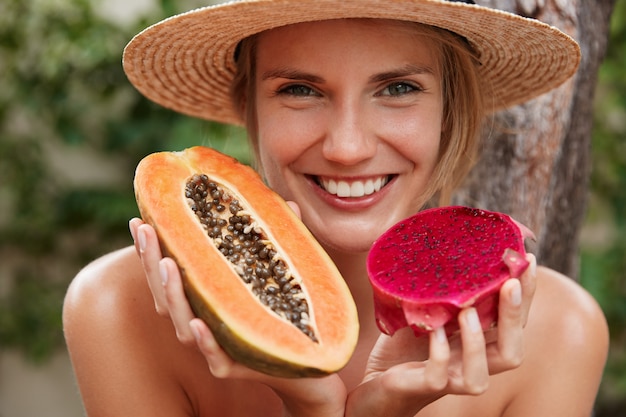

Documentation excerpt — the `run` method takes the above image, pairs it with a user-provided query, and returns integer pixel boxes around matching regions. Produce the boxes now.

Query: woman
[63,1,609,416]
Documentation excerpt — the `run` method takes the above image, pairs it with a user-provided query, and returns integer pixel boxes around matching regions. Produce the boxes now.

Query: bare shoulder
[63,247,198,416]
[66,245,139,291]
[62,245,174,372]
[63,246,151,327]
[63,247,282,416]
[506,265,609,416]
[530,265,609,348]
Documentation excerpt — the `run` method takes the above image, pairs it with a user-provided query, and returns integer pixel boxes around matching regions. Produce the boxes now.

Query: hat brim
[122,0,581,125]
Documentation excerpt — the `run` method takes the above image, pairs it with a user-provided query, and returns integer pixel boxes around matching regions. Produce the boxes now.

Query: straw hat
[122,0,581,126]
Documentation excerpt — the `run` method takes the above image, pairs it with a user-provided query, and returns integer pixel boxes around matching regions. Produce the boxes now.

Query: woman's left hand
[345,252,537,417]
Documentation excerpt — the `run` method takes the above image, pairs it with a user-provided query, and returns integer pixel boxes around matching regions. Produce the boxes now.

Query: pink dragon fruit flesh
[367,206,534,337]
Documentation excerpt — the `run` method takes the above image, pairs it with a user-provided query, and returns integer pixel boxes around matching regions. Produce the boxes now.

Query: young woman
[63,1,609,416]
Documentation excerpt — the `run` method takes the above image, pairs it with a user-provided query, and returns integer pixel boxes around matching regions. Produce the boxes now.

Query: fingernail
[159,260,169,286]
[466,308,481,333]
[434,326,447,344]
[503,249,530,278]
[137,227,147,253]
[129,219,137,243]
[190,319,217,350]
[190,321,201,342]
[528,254,537,276]
[511,280,522,306]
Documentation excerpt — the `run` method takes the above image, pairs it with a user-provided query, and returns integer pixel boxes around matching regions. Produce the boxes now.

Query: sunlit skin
[63,19,609,417]
[255,20,442,254]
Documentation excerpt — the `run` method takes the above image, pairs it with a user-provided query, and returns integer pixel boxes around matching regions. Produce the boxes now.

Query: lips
[317,176,391,198]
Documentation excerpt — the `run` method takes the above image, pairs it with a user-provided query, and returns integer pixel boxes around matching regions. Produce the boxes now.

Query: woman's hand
[128,201,304,344]
[346,251,537,417]
[190,316,347,417]
[130,209,537,417]
[128,212,347,417]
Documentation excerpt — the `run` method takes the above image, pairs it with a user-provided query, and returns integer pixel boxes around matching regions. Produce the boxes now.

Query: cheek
[256,107,322,172]
[254,115,311,193]
[380,109,443,168]
[255,109,288,175]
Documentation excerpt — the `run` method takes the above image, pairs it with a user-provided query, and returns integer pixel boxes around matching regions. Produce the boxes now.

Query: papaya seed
[185,174,316,341]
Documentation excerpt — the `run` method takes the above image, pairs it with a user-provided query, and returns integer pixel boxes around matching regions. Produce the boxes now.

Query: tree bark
[453,0,616,280]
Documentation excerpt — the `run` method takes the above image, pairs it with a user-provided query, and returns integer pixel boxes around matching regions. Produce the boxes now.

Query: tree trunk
[453,0,616,280]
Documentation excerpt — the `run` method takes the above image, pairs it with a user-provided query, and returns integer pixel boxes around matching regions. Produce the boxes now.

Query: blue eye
[380,82,421,96]
[278,84,319,97]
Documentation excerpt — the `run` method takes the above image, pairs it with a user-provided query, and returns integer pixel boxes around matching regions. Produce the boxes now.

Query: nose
[322,100,377,166]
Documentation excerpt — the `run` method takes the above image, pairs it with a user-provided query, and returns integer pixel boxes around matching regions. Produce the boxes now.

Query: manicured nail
[528,254,537,277]
[159,260,169,286]
[138,227,147,253]
[466,308,481,333]
[129,219,137,243]
[503,248,530,278]
[190,321,201,342]
[434,326,447,344]
[511,280,522,306]
[190,319,217,350]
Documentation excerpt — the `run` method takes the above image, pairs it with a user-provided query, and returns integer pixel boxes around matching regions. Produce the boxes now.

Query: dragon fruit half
[367,206,534,337]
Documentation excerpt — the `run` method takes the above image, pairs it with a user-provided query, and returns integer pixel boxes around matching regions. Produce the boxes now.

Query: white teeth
[351,181,365,198]
[337,180,351,197]
[326,179,338,194]
[373,177,382,193]
[320,176,388,197]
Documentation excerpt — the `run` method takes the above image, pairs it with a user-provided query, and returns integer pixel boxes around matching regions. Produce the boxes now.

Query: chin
[321,239,373,256]
[301,207,411,257]
[312,227,382,256]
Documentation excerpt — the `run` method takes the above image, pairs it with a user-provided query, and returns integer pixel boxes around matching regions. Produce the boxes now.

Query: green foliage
[581,0,626,412]
[0,0,248,361]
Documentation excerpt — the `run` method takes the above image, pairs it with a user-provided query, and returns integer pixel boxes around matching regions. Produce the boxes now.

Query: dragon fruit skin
[367,206,534,337]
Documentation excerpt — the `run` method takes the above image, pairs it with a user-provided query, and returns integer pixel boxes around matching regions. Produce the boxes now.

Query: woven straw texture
[123,0,581,125]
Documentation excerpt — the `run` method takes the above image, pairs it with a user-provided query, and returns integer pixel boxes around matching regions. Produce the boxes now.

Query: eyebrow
[261,63,436,84]
[261,67,325,83]
[368,64,437,83]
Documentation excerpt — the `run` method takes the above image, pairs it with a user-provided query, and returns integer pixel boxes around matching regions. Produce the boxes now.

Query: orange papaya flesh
[134,146,359,377]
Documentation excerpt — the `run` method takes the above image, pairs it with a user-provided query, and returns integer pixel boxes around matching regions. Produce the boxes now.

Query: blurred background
[0,0,624,416]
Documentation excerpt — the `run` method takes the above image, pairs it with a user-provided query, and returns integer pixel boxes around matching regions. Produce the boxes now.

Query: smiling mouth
[313,175,393,198]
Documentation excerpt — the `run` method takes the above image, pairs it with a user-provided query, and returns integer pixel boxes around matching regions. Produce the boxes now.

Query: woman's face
[253,19,443,253]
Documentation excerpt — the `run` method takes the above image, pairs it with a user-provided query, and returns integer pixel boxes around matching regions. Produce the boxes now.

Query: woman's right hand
[128,214,349,417]
[128,200,303,345]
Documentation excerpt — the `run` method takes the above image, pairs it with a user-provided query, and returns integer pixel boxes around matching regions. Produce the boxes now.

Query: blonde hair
[231,19,486,207]
[426,24,486,205]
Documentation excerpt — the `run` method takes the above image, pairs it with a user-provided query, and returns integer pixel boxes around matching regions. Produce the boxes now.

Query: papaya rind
[184,276,330,377]
[134,146,359,377]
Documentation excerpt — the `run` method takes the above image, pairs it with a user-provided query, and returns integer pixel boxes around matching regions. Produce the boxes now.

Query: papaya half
[133,146,359,377]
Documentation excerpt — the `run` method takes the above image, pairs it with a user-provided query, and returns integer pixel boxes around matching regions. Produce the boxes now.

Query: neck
[323,247,377,338]
[324,246,381,389]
